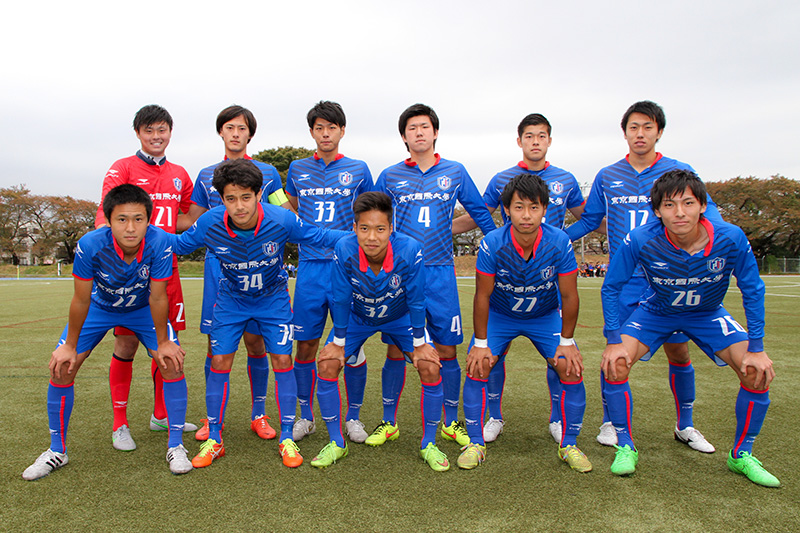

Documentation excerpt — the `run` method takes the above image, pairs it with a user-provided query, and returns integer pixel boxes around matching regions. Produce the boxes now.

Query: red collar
[510,225,542,260]
[223,204,264,238]
[313,153,344,161]
[664,217,715,256]
[112,233,146,263]
[625,152,663,169]
[223,154,253,161]
[404,153,441,168]
[358,240,394,273]
[517,161,550,171]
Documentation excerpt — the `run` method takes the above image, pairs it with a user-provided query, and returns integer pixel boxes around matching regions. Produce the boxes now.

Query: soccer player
[95,105,197,451]
[458,173,590,472]
[599,170,779,487]
[310,191,449,471]
[285,101,373,444]
[171,158,347,469]
[453,113,586,444]
[185,105,291,442]
[566,101,719,451]
[23,184,192,480]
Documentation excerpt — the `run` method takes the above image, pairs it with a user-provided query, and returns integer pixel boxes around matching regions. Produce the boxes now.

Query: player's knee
[270,353,293,370]
[613,358,631,380]
[210,353,234,372]
[738,366,770,391]
[318,359,341,380]
[416,361,440,384]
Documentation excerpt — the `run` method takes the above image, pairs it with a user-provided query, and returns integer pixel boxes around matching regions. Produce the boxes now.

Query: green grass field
[1,276,798,532]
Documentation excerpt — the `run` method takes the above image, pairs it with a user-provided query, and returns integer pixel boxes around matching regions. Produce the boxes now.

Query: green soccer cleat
[457,443,486,470]
[559,445,593,473]
[610,444,638,476]
[727,451,780,488]
[441,420,470,446]
[311,441,349,468]
[365,421,400,446]
[420,442,450,472]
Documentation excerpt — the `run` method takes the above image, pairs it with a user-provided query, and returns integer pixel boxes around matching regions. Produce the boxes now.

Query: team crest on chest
[707,257,725,273]
[540,265,555,280]
[390,273,402,289]
[338,171,353,186]
[437,175,451,191]
[138,264,150,279]
[263,241,279,257]
[173,177,182,191]
[549,181,564,195]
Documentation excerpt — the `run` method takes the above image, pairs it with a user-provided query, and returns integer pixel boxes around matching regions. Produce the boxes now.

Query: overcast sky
[2,0,798,202]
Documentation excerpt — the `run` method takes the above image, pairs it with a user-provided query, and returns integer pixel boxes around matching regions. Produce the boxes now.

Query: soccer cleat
[457,443,486,470]
[674,426,715,453]
[191,439,225,468]
[22,449,69,481]
[549,421,563,444]
[279,438,304,468]
[483,417,505,443]
[166,444,193,475]
[596,421,618,447]
[420,442,450,472]
[310,441,349,468]
[559,445,593,473]
[150,415,198,433]
[112,424,136,451]
[441,420,470,446]
[365,421,400,446]
[727,451,780,488]
[610,444,638,476]
[292,418,316,441]
[345,419,368,443]
[251,415,277,440]
[194,419,224,441]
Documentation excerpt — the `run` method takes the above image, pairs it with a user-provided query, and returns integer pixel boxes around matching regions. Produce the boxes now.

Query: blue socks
[604,378,634,449]
[733,386,770,458]
[462,375,486,446]
[317,376,345,447]
[206,368,230,442]
[669,361,695,430]
[294,358,316,421]
[420,379,443,448]
[273,367,298,441]
[486,357,505,421]
[344,361,367,421]
[162,376,187,448]
[547,365,563,424]
[559,379,586,447]
[381,358,406,424]
[247,353,269,420]
[48,381,74,454]
[440,356,461,426]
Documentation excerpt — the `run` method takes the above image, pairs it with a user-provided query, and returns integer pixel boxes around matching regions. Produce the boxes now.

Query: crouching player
[459,173,590,472]
[171,158,347,469]
[312,192,449,471]
[23,184,192,480]
[600,170,779,487]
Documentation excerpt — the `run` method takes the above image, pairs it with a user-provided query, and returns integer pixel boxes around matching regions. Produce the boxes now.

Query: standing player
[371,104,496,448]
[95,105,197,451]
[171,159,347,469]
[458,174,590,473]
[566,101,719,451]
[599,170,779,487]
[185,105,291,442]
[285,101,373,444]
[311,192,449,471]
[23,185,192,480]
[453,113,586,444]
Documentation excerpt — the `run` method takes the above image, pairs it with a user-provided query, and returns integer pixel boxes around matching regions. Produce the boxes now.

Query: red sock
[151,358,167,419]
[109,355,133,430]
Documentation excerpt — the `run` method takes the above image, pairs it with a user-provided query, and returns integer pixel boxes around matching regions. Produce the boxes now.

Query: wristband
[413,337,426,348]
[559,335,575,346]
[332,336,346,347]
[474,338,488,349]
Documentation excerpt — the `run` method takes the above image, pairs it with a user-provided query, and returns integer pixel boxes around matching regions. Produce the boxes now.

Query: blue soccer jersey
[191,156,283,211]
[172,204,346,299]
[374,155,496,266]
[601,217,765,351]
[72,225,174,312]
[565,154,721,258]
[476,224,578,319]
[330,232,426,340]
[286,154,373,261]
[483,162,584,229]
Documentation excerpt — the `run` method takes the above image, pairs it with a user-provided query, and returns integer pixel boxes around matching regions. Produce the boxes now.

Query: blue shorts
[622,306,748,366]
[618,275,689,345]
[292,260,334,341]
[58,304,177,355]
[468,308,563,364]
[201,255,260,337]
[210,291,293,356]
[326,315,419,365]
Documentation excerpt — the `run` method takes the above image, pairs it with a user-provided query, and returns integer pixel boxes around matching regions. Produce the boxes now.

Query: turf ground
[1,276,798,531]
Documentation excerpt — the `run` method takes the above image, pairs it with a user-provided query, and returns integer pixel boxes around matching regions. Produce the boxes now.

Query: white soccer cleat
[22,449,69,481]
[596,421,618,447]
[549,421,563,444]
[674,426,716,453]
[112,424,137,451]
[292,418,316,441]
[150,414,198,433]
[483,417,505,443]
[345,419,368,443]
[166,444,194,474]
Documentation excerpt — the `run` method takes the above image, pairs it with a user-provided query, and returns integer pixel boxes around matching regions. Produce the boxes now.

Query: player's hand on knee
[318,342,346,368]
[155,341,186,375]
[601,344,631,381]
[555,345,583,378]
[49,344,78,381]
[412,344,440,370]
[740,351,775,390]
[466,346,496,379]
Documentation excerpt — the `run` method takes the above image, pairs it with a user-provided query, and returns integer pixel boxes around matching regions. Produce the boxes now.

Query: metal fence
[757,257,800,274]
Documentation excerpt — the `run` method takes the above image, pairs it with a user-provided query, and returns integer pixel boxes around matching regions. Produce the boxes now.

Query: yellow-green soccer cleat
[365,421,400,446]
[559,445,593,473]
[441,420,470,446]
[610,444,638,476]
[420,442,450,472]
[311,441,349,468]
[727,451,780,488]
[457,443,486,470]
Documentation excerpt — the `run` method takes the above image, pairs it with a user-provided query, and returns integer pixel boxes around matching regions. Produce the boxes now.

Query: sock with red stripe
[440,356,461,425]
[560,379,586,447]
[162,376,187,448]
[109,355,132,431]
[317,376,345,447]
[274,367,297,441]
[486,358,505,421]
[600,370,611,424]
[420,378,443,448]
[547,365,563,424]
[48,382,74,454]
[604,378,635,449]
[151,358,167,420]
[247,353,269,420]
[206,368,230,442]
[732,386,769,458]
[344,361,367,421]
[204,353,212,382]
[381,358,406,425]
[462,375,486,446]
[294,358,316,421]
[669,361,695,430]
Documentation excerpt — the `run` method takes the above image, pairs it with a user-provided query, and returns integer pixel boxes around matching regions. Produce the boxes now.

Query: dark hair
[650,169,708,211]
[212,158,263,195]
[133,105,173,132]
[621,100,666,131]
[307,101,346,128]
[216,105,257,142]
[353,191,393,222]
[500,173,550,208]
[517,113,552,137]
[103,184,153,221]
